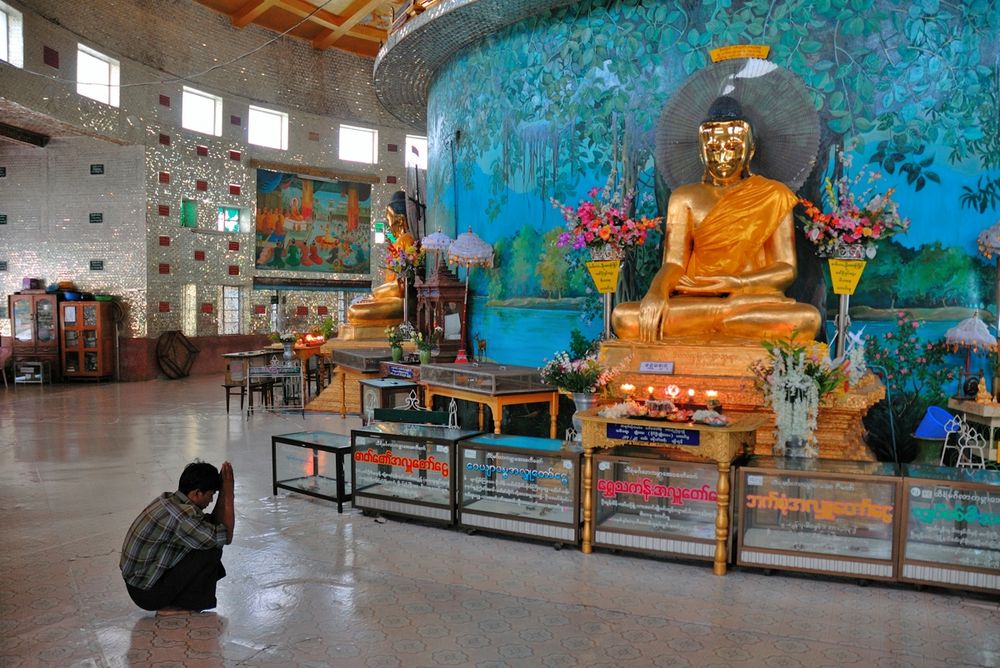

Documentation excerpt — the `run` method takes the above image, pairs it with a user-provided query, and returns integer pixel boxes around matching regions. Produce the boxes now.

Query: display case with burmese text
[351,422,481,524]
[736,457,901,581]
[900,465,1000,593]
[592,447,725,560]
[458,434,582,546]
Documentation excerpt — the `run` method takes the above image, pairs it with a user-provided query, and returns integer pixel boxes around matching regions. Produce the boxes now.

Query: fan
[656,58,820,191]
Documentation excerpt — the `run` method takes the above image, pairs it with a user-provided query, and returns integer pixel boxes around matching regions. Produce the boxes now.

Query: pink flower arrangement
[798,152,909,258]
[551,184,661,256]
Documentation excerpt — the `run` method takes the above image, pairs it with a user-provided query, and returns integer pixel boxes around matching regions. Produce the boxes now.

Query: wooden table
[947,397,1000,461]
[421,383,559,438]
[577,409,767,575]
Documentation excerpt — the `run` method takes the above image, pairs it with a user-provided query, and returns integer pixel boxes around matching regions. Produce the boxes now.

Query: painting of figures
[255,169,371,274]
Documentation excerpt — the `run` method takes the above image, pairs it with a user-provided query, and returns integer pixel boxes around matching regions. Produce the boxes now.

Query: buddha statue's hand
[676,274,744,296]
[638,294,666,342]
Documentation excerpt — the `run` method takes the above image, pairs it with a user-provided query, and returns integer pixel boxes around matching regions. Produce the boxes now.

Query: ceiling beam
[276,0,385,42]
[312,0,385,49]
[231,0,279,28]
[0,123,50,147]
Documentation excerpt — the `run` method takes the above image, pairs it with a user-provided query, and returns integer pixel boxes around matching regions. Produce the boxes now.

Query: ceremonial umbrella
[944,312,996,378]
[421,229,454,273]
[448,228,495,359]
[977,220,1000,334]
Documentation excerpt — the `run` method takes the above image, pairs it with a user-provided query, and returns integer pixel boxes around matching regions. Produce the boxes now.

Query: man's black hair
[178,461,222,495]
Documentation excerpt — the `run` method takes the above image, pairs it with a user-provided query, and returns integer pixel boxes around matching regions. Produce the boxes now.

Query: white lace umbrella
[448,228,495,355]
[421,229,453,271]
[944,312,997,373]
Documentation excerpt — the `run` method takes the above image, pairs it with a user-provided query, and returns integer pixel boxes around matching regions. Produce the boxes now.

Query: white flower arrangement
[769,353,821,457]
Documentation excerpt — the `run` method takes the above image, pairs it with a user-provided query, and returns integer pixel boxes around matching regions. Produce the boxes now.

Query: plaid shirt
[120,491,228,590]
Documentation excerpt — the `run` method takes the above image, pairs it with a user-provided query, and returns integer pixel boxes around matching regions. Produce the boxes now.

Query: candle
[620,383,635,397]
[687,388,696,399]
[705,390,718,399]
[647,385,655,397]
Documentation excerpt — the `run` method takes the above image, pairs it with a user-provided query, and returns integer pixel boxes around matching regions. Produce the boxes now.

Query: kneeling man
[120,461,235,614]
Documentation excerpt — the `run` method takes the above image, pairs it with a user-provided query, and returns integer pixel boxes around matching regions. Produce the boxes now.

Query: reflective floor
[1,376,998,667]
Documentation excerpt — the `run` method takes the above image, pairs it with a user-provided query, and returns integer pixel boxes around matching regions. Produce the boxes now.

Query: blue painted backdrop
[425,0,1000,368]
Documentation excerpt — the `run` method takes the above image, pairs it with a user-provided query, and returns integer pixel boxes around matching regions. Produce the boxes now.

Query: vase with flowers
[750,336,848,457]
[539,330,626,438]
[386,240,425,323]
[798,149,910,260]
[269,331,298,361]
[385,325,406,362]
[412,326,442,365]
[552,176,662,337]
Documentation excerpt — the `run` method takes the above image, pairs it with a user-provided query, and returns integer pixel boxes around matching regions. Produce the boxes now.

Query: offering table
[577,408,766,575]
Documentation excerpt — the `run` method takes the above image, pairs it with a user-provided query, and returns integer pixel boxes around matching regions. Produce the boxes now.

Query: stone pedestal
[599,338,885,461]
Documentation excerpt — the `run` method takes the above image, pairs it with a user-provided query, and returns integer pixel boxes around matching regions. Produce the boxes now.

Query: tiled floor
[1,376,998,668]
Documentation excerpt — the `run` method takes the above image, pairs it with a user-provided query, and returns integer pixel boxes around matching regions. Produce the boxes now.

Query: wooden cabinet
[9,292,61,381]
[61,301,115,380]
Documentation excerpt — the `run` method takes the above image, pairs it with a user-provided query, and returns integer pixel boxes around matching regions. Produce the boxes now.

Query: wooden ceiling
[195,0,410,58]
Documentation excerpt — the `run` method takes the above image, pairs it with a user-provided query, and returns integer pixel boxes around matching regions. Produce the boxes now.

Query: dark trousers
[126,547,226,611]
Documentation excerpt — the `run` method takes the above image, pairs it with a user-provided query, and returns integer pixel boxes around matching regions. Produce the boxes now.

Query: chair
[222,361,247,414]
[304,355,325,398]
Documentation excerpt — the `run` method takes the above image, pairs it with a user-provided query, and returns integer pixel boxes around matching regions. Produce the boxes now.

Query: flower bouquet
[552,179,661,260]
[750,337,847,457]
[798,153,910,258]
[386,239,425,278]
[411,326,442,353]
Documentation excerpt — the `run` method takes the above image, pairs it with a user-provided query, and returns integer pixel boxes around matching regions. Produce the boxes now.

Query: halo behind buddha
[656,58,820,191]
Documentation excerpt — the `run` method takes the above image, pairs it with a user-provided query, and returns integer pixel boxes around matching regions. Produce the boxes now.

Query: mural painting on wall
[255,169,372,274]
[424,0,998,457]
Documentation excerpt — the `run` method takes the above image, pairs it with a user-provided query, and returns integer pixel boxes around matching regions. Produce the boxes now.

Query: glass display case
[458,434,581,546]
[736,457,901,580]
[272,431,352,512]
[592,447,723,560]
[332,347,392,372]
[249,360,304,415]
[419,362,546,395]
[899,465,1000,593]
[351,422,481,523]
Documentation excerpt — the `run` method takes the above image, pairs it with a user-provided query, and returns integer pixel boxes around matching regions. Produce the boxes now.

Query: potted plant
[385,325,406,362]
[412,326,442,365]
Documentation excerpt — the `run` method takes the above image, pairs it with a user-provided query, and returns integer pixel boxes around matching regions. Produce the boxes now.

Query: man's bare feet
[155,607,197,617]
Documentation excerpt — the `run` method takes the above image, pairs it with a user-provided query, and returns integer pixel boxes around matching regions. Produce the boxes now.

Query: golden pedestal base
[337,323,398,341]
[599,338,885,461]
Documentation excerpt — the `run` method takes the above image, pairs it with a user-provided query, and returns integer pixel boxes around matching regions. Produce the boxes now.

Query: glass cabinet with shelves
[9,293,61,381]
[60,301,115,380]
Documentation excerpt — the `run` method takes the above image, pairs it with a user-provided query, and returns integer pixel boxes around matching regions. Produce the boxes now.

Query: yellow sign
[828,259,867,295]
[710,45,771,62]
[586,260,620,294]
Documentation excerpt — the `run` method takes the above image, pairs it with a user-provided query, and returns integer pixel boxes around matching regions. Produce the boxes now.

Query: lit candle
[647,385,655,398]
[620,383,635,397]
[705,390,718,399]
[687,388,696,400]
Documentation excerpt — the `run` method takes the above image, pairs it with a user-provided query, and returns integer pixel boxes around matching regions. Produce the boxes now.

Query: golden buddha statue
[340,191,413,339]
[612,96,820,342]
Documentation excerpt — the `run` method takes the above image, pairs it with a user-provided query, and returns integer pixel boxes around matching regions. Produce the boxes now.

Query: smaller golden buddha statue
[612,96,821,343]
[340,192,412,339]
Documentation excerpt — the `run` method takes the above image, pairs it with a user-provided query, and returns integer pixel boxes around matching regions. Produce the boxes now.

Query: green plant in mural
[863,315,952,461]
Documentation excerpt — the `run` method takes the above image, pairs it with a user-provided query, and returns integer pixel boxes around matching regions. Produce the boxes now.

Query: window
[339,124,377,164]
[217,207,240,233]
[182,86,223,136]
[76,44,120,106]
[180,199,198,229]
[181,285,197,337]
[405,135,427,170]
[0,2,23,68]
[221,286,241,335]
[248,105,288,150]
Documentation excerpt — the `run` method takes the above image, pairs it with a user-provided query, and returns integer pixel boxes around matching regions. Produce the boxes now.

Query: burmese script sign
[594,456,718,540]
[606,423,699,446]
[741,471,897,560]
[461,448,576,524]
[903,480,1000,572]
[353,439,451,505]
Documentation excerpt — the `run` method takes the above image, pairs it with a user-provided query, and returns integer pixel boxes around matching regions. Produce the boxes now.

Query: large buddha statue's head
[698,96,755,185]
